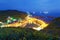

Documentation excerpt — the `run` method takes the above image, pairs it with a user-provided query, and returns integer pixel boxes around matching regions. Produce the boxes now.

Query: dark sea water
[30,13,55,23]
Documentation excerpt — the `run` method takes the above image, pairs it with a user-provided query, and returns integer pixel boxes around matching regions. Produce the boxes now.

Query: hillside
[0,10,60,40]
[0,27,59,40]
[0,10,27,21]
[41,17,60,37]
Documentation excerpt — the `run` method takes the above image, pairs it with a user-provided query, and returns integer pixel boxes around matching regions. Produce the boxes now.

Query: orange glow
[1,16,49,31]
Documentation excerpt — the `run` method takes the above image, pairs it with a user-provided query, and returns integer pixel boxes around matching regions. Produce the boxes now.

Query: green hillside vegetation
[0,27,59,40]
[41,17,60,37]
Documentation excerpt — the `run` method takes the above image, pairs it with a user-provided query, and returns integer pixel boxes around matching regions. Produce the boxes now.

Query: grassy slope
[0,27,59,40]
[41,17,60,37]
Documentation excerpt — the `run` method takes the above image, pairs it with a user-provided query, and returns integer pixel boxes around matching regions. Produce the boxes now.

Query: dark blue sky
[0,0,60,17]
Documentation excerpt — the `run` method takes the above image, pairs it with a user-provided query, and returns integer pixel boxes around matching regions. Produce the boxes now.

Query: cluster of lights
[0,13,48,31]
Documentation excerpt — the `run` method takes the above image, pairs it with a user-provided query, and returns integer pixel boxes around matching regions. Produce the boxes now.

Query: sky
[0,0,60,17]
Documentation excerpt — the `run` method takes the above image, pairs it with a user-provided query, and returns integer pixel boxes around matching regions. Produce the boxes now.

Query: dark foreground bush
[0,27,59,40]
